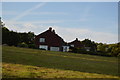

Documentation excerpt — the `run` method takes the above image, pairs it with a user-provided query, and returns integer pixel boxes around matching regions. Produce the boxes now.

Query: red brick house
[68,38,83,48]
[68,38,92,51]
[35,27,69,52]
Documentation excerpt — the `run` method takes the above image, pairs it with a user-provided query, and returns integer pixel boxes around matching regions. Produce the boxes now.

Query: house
[35,27,93,52]
[68,38,92,51]
[68,38,83,48]
[35,27,69,52]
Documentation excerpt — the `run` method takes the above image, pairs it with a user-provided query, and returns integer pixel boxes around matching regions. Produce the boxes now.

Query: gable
[35,27,65,46]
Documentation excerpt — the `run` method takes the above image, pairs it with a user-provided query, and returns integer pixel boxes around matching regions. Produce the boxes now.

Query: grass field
[2,46,119,79]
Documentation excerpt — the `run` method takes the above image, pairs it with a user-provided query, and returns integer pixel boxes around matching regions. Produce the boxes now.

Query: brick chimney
[52,29,55,33]
[76,38,78,41]
[49,27,52,31]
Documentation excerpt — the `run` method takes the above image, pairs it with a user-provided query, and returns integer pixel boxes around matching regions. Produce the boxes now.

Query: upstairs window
[39,38,45,42]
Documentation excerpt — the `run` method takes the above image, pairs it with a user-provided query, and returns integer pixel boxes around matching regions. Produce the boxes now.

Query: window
[50,47,59,51]
[63,46,69,52]
[39,45,48,50]
[39,38,45,42]
[71,44,74,47]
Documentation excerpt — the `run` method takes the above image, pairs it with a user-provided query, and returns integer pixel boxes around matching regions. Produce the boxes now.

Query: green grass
[2,46,119,79]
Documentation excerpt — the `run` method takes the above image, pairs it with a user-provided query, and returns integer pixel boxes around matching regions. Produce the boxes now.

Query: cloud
[52,26,118,44]
[11,2,46,21]
[5,20,63,25]
[29,12,68,15]
[3,11,68,16]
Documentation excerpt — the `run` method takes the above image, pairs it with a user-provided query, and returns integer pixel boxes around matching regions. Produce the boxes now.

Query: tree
[97,43,108,53]
[2,27,21,46]
[0,17,5,27]
[110,43,120,56]
[82,39,97,52]
[2,27,10,45]
[18,31,35,44]
[27,31,35,44]
[8,31,20,46]
[2,26,35,46]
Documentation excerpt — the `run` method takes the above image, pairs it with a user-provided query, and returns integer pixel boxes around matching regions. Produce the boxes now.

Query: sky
[1,2,118,44]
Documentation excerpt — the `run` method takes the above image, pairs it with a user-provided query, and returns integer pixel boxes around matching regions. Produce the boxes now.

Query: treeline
[70,39,120,57]
[2,27,36,49]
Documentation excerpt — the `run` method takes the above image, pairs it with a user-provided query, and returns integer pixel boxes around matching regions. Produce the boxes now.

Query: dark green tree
[2,27,10,44]
[82,39,97,52]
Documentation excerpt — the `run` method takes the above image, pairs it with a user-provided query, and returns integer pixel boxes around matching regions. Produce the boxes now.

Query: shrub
[28,44,36,49]
[18,42,28,48]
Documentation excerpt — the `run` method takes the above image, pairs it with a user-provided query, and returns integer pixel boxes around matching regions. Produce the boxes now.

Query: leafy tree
[27,31,35,44]
[2,27,10,44]
[110,43,120,56]
[28,44,36,49]
[8,31,20,46]
[18,31,35,44]
[97,43,108,53]
[0,17,5,27]
[97,43,120,57]
[82,39,97,52]
[2,26,35,46]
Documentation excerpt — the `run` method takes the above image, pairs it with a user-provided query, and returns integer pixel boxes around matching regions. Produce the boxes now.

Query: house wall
[35,28,65,51]
[68,39,83,48]
[62,46,69,52]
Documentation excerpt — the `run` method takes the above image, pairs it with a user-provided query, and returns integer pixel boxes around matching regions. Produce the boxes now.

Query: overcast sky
[2,2,118,44]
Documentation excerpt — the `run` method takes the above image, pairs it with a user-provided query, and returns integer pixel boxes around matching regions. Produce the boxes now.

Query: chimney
[49,27,52,31]
[76,38,78,41]
[53,29,55,33]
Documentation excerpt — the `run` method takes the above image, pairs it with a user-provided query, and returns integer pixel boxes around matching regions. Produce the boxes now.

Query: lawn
[2,46,119,79]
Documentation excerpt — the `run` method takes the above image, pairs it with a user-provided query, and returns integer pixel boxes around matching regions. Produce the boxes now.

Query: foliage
[82,39,97,52]
[97,43,108,52]
[97,43,120,57]
[2,27,10,44]
[2,27,35,47]
[18,42,28,48]
[110,43,120,56]
[18,31,35,44]
[28,44,36,49]
[2,27,20,46]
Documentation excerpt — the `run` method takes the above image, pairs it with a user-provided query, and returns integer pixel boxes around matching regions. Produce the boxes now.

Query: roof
[36,27,64,41]
[68,38,81,44]
[35,27,66,46]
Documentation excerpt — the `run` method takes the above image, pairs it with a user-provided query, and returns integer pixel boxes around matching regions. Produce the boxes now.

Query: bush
[39,48,46,50]
[28,44,36,49]
[18,42,28,48]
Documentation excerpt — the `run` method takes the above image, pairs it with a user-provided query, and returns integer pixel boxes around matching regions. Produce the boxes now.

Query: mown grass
[2,46,119,79]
